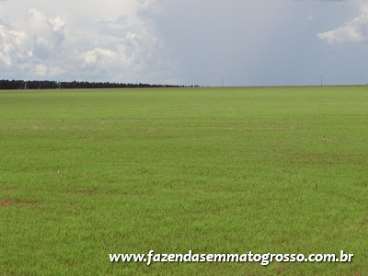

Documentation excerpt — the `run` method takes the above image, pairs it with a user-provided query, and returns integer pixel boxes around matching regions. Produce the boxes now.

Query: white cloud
[82,48,118,65]
[0,1,169,82]
[49,17,65,32]
[34,64,48,76]
[318,2,368,44]
[0,24,28,66]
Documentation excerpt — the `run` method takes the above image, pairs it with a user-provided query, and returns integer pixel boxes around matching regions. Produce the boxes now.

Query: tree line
[0,80,190,90]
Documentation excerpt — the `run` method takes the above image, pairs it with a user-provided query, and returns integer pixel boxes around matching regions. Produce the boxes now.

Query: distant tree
[0,79,188,90]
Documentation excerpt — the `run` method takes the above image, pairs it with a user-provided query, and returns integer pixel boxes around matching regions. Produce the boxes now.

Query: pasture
[0,87,368,275]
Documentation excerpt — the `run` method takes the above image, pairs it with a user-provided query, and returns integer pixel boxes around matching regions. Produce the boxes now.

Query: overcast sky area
[0,0,367,86]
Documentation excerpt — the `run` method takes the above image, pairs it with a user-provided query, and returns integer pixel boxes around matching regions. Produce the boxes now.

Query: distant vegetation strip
[0,80,197,90]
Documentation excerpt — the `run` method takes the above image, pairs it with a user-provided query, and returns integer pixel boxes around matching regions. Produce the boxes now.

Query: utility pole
[320,75,324,87]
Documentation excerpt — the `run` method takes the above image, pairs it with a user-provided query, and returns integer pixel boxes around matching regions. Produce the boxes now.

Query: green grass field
[1,87,368,275]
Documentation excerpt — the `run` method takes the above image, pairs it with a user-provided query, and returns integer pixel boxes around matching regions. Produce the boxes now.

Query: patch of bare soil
[0,199,38,208]
[0,199,14,207]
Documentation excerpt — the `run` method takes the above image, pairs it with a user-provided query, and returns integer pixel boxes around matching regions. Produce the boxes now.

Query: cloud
[318,2,368,43]
[0,8,69,79]
[34,64,48,76]
[0,1,170,82]
[0,0,367,85]
[82,48,117,65]
[0,24,28,66]
[25,9,66,59]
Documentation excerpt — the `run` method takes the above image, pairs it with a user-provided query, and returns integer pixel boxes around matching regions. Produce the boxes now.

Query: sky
[0,0,367,86]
